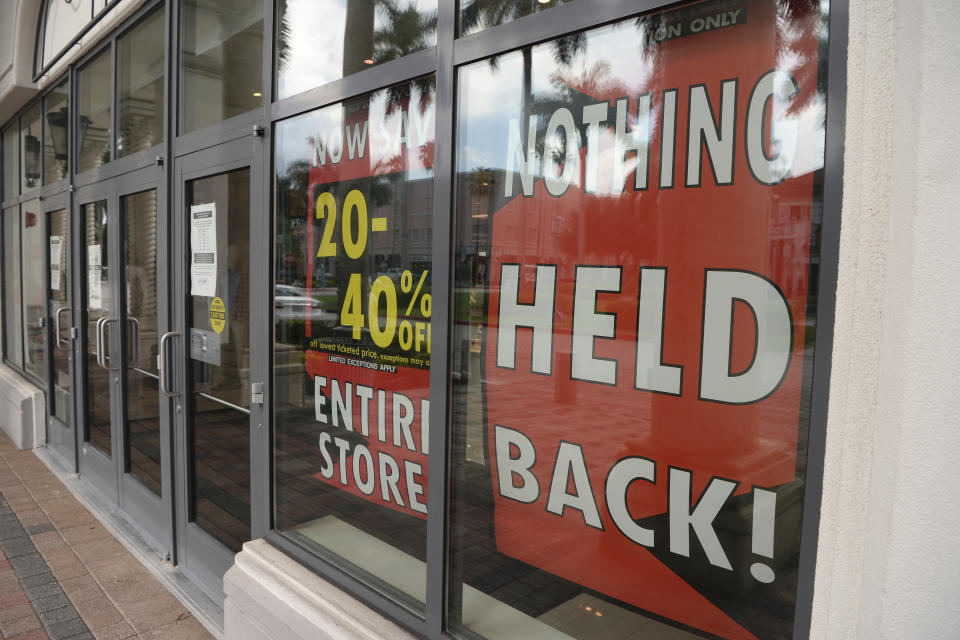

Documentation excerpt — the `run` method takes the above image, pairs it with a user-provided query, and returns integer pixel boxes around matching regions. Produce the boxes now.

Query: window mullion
[424,1,458,637]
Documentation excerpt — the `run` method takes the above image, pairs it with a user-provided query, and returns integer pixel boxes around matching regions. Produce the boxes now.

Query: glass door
[78,184,117,496]
[171,137,265,603]
[44,192,75,465]
[117,175,171,553]
[76,167,172,555]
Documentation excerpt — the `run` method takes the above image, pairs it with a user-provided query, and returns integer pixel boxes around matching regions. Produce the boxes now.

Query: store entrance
[169,137,265,604]
[77,164,172,555]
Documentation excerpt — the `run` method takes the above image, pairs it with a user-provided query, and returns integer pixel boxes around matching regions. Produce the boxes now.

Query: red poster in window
[301,86,435,521]
[482,1,824,638]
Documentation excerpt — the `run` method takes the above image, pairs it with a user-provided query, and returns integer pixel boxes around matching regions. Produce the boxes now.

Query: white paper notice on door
[50,236,63,290]
[190,203,217,297]
[87,244,102,309]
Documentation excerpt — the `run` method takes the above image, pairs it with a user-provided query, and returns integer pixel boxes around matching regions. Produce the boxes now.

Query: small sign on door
[190,203,217,297]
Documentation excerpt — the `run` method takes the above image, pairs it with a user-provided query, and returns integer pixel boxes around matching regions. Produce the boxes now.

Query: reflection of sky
[278,0,438,100]
[457,16,826,179]
[276,83,435,183]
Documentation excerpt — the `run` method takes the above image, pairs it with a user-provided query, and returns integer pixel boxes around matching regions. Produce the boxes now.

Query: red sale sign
[482,1,823,638]
[300,85,435,521]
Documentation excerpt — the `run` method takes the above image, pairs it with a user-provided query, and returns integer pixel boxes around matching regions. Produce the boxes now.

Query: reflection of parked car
[372,268,404,284]
[274,285,335,323]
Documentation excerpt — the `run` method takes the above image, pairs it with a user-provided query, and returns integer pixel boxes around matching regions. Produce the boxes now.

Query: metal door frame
[170,133,266,605]
[42,189,74,467]
[75,177,119,502]
[114,163,172,557]
[74,162,173,556]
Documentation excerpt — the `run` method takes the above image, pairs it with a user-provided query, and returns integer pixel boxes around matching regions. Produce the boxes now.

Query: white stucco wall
[810,0,960,638]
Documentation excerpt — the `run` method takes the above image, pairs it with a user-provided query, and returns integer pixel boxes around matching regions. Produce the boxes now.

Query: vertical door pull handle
[55,307,71,348]
[159,331,181,398]
[95,316,108,368]
[127,317,141,367]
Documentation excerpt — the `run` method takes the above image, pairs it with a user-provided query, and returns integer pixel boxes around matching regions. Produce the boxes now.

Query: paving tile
[32,531,68,552]
[2,487,35,505]
[134,617,213,640]
[45,616,89,640]
[12,503,46,519]
[0,602,36,625]
[101,572,167,606]
[59,575,104,605]
[51,561,88,582]
[59,525,105,547]
[0,589,29,607]
[27,481,70,501]
[72,594,125,631]
[12,553,50,579]
[91,621,137,640]
[32,591,73,613]
[19,510,54,530]
[87,560,154,593]
[20,571,58,589]
[10,629,51,640]
[40,547,81,570]
[0,611,43,637]
[3,534,39,558]
[0,568,23,594]
[42,501,95,530]
[26,523,56,536]
[38,605,80,627]
[70,538,124,565]
[115,594,189,634]
[0,521,28,540]
[25,581,67,601]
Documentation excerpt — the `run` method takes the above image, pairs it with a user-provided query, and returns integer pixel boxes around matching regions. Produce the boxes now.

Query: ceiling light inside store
[253,91,262,97]
[364,59,375,65]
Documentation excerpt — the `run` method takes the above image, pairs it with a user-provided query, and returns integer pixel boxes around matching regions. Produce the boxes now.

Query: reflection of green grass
[455,290,488,324]
[316,294,337,309]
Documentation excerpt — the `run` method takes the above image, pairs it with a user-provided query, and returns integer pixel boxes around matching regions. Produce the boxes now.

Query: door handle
[97,317,119,370]
[158,330,180,398]
[95,316,107,368]
[127,317,141,367]
[55,306,71,349]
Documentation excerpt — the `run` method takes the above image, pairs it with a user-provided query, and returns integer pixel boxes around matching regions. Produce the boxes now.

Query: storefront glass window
[44,81,70,184]
[179,0,264,134]
[20,104,43,193]
[273,76,435,610]
[78,48,112,173]
[274,0,437,100]
[21,199,44,379]
[449,1,829,638]
[2,127,17,202]
[3,207,22,368]
[117,5,165,158]
[459,0,578,36]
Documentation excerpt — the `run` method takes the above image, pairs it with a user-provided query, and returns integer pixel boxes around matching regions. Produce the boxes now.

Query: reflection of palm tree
[373,1,437,64]
[276,0,293,74]
[370,1,437,116]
